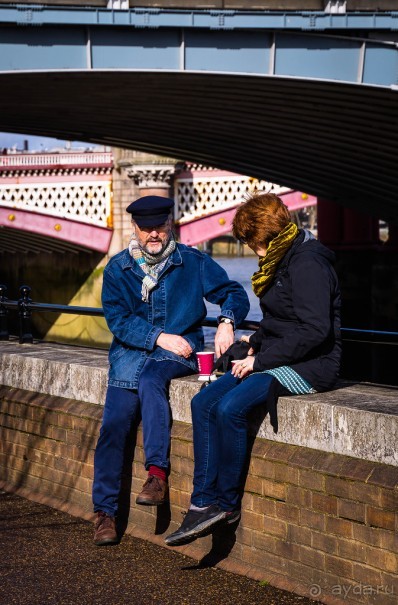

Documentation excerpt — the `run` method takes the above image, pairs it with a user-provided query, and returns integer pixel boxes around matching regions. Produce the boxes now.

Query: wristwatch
[219,317,234,326]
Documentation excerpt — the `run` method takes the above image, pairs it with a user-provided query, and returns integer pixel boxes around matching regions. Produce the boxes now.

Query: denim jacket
[102,243,250,389]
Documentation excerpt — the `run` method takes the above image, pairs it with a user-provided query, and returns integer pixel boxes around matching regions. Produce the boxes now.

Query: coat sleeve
[253,255,335,371]
[201,254,250,327]
[102,265,162,351]
[248,325,265,351]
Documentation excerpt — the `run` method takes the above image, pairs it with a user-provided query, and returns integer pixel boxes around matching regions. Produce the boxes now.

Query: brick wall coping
[0,339,397,466]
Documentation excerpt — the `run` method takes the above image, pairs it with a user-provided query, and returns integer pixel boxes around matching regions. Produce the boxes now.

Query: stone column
[108,148,141,256]
[127,164,175,198]
[108,149,180,255]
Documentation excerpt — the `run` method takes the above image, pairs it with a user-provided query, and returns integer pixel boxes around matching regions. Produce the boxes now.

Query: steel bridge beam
[0,70,397,222]
[0,6,398,87]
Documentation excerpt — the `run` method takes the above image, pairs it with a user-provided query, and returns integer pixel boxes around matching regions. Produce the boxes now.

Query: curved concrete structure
[1,69,397,221]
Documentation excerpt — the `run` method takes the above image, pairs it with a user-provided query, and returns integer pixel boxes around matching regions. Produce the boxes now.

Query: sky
[0,132,93,152]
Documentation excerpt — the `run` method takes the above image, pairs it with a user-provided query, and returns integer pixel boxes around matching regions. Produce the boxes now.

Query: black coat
[249,230,341,392]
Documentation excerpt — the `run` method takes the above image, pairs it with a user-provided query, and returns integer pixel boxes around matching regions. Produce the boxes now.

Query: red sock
[148,465,167,482]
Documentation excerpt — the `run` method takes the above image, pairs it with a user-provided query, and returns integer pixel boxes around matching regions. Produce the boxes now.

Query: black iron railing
[1,284,398,348]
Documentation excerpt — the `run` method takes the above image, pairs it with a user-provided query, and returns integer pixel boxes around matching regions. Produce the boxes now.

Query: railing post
[0,284,9,341]
[18,285,33,344]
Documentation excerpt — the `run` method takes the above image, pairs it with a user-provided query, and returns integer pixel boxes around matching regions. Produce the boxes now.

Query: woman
[165,193,341,546]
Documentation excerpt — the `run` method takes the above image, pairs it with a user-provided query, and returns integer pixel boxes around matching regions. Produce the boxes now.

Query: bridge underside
[0,70,397,222]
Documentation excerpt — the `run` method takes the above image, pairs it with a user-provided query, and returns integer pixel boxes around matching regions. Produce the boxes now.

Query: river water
[204,255,261,346]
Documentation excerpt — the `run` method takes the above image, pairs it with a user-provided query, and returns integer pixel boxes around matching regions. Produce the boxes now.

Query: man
[93,195,250,545]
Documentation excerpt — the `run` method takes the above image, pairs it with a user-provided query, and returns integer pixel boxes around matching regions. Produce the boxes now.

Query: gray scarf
[129,233,176,302]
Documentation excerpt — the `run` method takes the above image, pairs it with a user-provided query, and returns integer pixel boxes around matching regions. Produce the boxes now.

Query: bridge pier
[317,198,380,249]
[317,198,397,384]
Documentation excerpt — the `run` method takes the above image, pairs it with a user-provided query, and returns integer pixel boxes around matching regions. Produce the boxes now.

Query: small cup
[196,351,215,380]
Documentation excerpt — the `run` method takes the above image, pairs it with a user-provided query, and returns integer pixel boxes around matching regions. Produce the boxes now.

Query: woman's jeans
[93,358,191,516]
[191,371,279,511]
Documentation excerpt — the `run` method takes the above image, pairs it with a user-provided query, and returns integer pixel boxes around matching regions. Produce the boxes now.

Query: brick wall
[0,385,397,605]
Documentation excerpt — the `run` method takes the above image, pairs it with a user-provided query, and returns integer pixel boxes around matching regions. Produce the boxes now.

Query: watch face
[222,318,232,323]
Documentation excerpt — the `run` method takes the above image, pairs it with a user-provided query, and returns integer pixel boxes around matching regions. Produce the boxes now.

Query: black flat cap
[126,195,174,227]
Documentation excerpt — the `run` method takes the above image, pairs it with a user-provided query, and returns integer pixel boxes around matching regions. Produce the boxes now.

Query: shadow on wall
[0,387,102,511]
[0,250,112,348]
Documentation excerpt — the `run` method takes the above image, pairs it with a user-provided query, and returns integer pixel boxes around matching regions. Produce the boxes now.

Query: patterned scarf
[251,222,298,298]
[129,233,176,302]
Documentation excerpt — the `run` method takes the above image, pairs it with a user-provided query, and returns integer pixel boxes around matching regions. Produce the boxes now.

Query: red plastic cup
[196,351,215,378]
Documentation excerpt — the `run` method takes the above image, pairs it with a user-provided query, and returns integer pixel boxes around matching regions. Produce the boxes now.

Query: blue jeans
[191,371,280,511]
[93,358,192,516]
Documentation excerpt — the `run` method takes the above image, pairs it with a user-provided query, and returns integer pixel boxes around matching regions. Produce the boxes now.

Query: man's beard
[141,236,170,257]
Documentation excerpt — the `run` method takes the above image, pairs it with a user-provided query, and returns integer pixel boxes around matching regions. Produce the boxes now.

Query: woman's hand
[231,356,255,379]
[156,333,193,358]
[240,335,255,355]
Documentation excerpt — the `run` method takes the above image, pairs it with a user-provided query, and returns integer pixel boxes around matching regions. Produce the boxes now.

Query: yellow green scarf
[251,222,298,298]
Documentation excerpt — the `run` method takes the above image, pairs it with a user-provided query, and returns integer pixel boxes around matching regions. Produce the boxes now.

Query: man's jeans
[191,371,280,511]
[93,358,191,516]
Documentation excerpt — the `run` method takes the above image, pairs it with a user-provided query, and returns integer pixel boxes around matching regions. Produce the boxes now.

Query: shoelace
[96,513,113,529]
[144,476,161,491]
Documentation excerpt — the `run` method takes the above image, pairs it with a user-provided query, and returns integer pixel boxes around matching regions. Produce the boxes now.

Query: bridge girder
[0,70,397,222]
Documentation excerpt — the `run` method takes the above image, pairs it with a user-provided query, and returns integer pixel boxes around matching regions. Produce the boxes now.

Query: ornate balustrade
[0,152,113,229]
[0,152,113,168]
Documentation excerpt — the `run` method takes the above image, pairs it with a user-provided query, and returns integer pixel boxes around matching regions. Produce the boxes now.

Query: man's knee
[101,386,138,433]
[138,365,167,399]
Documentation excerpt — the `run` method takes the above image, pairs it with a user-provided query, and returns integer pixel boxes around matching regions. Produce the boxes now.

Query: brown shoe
[94,511,118,546]
[136,475,169,506]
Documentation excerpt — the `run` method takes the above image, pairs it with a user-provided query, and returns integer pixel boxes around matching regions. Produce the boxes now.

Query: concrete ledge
[1,385,397,605]
[0,339,397,466]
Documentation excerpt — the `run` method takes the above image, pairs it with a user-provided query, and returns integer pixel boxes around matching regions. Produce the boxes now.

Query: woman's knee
[191,387,213,418]
[217,393,246,425]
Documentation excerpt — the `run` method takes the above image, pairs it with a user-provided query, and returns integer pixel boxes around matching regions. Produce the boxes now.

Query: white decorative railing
[0,152,113,169]
[175,173,290,223]
[0,181,112,227]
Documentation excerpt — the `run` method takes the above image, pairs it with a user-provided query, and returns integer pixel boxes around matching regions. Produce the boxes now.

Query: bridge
[0,2,397,361]
[0,3,397,224]
[0,151,315,252]
[0,151,114,253]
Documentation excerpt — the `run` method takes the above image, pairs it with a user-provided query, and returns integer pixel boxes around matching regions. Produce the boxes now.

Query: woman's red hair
[232,193,291,248]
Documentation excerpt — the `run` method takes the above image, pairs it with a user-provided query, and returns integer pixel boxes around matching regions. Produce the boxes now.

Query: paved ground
[0,491,321,605]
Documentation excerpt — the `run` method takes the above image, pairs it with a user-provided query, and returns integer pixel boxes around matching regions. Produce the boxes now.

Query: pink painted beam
[178,191,316,246]
[178,207,237,246]
[279,190,317,212]
[0,207,112,253]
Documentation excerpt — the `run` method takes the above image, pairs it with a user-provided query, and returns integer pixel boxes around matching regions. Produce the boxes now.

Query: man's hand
[156,333,193,358]
[214,322,234,358]
[231,355,255,379]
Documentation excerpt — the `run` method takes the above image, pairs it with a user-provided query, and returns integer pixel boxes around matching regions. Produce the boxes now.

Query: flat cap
[127,195,174,227]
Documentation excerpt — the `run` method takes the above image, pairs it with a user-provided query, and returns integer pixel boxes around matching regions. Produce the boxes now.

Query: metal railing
[1,285,397,348]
